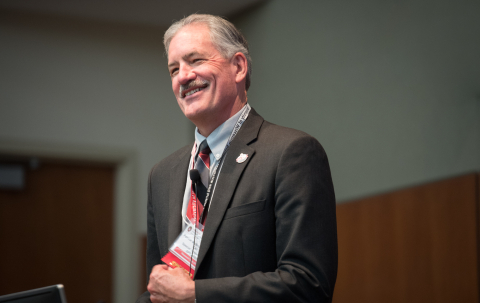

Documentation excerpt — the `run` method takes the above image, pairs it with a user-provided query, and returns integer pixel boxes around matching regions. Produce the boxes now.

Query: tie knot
[200,146,211,156]
[197,140,211,170]
[198,140,211,156]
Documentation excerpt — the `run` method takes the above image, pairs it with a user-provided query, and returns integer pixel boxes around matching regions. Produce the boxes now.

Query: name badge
[161,221,203,279]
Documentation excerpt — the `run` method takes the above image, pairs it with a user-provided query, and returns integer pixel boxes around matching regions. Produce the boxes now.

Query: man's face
[167,23,238,124]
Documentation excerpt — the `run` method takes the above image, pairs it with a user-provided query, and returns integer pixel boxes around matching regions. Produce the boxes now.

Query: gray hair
[164,14,252,91]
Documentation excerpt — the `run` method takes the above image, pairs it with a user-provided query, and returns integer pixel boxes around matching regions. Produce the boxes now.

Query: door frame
[0,138,140,303]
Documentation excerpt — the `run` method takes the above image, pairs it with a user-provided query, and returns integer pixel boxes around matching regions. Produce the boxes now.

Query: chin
[182,106,208,122]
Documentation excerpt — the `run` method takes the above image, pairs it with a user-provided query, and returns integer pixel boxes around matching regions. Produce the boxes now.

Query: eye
[170,68,178,76]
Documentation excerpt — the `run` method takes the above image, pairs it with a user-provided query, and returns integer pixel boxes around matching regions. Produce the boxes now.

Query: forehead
[168,23,216,62]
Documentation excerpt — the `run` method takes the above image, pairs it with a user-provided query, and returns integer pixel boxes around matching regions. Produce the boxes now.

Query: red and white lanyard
[183,104,251,227]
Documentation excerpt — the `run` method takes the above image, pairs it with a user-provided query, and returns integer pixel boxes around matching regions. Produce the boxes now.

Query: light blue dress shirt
[181,104,250,228]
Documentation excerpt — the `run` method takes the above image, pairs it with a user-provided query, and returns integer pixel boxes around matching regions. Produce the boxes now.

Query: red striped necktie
[187,140,211,223]
[195,140,211,204]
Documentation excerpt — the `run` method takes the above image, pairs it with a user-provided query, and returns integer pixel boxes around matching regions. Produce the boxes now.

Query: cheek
[171,82,184,109]
[217,73,237,92]
[172,81,179,95]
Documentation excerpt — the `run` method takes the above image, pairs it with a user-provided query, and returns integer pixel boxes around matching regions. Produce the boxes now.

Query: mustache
[179,79,209,95]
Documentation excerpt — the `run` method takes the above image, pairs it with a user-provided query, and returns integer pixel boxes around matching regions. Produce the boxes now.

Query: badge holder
[161,104,251,279]
[162,220,203,279]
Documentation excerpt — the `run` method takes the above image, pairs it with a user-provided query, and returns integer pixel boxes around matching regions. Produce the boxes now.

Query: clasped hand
[147,265,196,303]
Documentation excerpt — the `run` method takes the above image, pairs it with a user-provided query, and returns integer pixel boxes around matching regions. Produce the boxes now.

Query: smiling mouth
[184,87,205,97]
[180,80,209,98]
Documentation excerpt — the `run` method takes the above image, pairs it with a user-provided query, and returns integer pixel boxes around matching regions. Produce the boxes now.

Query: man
[137,14,337,303]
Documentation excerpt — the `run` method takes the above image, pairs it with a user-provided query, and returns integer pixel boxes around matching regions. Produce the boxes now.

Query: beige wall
[233,0,480,201]
[0,10,192,227]
[1,1,480,301]
[0,10,191,302]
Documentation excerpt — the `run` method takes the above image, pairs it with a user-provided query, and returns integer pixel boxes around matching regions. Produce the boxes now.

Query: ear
[231,52,248,85]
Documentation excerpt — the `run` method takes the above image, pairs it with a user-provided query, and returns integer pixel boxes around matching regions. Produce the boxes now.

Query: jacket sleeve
[136,168,162,303]
[195,135,338,302]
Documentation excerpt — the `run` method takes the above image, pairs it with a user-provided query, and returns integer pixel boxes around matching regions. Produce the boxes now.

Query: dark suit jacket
[137,108,337,303]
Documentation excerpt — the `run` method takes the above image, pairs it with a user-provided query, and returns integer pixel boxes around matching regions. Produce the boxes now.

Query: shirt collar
[194,104,248,161]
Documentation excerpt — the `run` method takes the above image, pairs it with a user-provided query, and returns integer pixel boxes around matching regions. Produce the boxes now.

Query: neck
[196,97,246,137]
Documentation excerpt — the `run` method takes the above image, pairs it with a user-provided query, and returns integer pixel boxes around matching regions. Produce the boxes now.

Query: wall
[1,0,480,300]
[0,10,192,225]
[0,10,191,302]
[233,0,480,202]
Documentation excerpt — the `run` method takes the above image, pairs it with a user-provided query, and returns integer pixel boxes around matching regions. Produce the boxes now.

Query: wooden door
[0,159,114,303]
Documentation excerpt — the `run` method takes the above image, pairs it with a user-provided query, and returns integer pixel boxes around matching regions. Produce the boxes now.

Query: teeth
[185,87,203,97]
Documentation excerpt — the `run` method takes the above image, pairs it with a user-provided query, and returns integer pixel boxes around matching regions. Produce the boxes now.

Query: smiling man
[136,14,338,303]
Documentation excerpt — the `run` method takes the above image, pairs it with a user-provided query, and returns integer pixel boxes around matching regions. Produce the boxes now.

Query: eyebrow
[168,51,201,69]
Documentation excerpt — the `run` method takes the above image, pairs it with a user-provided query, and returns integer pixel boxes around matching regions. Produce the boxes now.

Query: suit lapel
[167,145,192,248]
[195,109,264,276]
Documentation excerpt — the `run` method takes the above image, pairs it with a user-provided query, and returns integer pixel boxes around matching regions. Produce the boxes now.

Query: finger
[152,264,169,272]
[150,293,168,303]
[147,282,159,294]
[170,266,191,278]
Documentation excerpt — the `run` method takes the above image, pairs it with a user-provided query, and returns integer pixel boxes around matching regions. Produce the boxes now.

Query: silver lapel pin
[236,153,248,163]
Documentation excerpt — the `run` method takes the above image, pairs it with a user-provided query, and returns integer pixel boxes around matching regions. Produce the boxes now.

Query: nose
[177,64,196,85]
